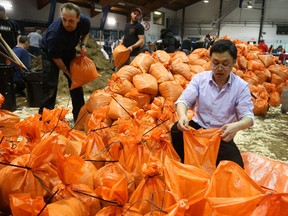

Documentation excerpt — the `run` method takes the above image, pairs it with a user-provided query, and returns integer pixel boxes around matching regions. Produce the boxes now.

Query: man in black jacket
[160,28,176,53]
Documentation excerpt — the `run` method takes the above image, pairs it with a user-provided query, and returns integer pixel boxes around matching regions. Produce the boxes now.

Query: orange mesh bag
[171,60,193,80]
[129,161,176,215]
[149,62,173,83]
[164,156,211,215]
[70,51,100,90]
[9,194,48,216]
[125,88,151,108]
[242,152,288,193]
[130,53,156,73]
[115,65,142,82]
[0,109,20,137]
[205,161,267,216]
[183,128,221,174]
[47,197,87,216]
[158,81,183,102]
[133,73,159,95]
[113,44,131,68]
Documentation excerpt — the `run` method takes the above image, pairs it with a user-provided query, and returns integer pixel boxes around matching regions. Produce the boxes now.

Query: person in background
[171,39,254,168]
[0,4,20,64]
[12,35,32,97]
[258,39,268,53]
[121,8,144,64]
[38,3,90,121]
[104,36,113,62]
[268,45,274,53]
[181,38,192,55]
[273,45,285,54]
[28,29,42,56]
[160,28,176,53]
[203,34,212,49]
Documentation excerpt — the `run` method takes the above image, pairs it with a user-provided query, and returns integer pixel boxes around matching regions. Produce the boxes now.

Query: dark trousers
[171,120,244,168]
[38,51,84,121]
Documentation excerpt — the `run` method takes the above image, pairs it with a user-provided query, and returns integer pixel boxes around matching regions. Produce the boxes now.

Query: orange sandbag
[74,104,89,131]
[107,94,138,119]
[171,60,192,80]
[70,51,100,90]
[130,53,156,73]
[115,65,142,82]
[0,93,4,107]
[132,73,158,95]
[170,51,190,64]
[268,65,288,81]
[189,58,207,66]
[173,74,189,89]
[158,81,183,102]
[242,71,259,86]
[190,65,205,74]
[270,73,284,87]
[125,88,151,108]
[108,74,134,96]
[183,128,221,174]
[86,89,112,113]
[154,50,171,64]
[129,161,176,215]
[205,161,267,216]
[9,194,48,216]
[269,91,281,107]
[113,44,130,68]
[164,156,211,209]
[242,152,288,193]
[149,62,173,83]
[252,97,269,116]
[96,205,142,216]
[251,193,288,216]
[247,59,265,71]
[258,55,275,67]
[0,109,20,137]
[253,69,271,84]
[47,197,87,216]
[237,56,247,70]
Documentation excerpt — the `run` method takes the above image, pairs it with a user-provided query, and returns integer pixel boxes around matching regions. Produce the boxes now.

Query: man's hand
[219,123,238,142]
[177,115,190,132]
[127,46,133,52]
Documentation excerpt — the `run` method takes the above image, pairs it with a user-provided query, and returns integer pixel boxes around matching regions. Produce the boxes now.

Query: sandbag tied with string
[70,49,101,90]
[0,135,59,213]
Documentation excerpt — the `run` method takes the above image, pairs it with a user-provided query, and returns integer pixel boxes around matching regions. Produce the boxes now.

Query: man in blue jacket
[38,3,90,121]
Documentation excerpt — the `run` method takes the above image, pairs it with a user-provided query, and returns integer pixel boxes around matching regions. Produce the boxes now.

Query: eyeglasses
[211,62,234,70]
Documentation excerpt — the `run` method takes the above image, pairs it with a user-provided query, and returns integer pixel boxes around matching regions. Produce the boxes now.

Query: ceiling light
[1,1,13,9]
[154,11,162,15]
[204,0,209,3]
[107,17,116,25]
[93,3,102,12]
[247,5,253,8]
[118,0,125,6]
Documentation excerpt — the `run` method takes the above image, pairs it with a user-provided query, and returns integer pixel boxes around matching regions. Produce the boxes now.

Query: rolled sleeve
[236,83,255,124]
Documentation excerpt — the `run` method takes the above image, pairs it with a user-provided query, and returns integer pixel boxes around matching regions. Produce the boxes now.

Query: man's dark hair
[60,3,80,17]
[19,35,29,44]
[0,4,5,12]
[210,39,237,60]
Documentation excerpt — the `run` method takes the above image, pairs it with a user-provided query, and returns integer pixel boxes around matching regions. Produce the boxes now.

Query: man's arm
[52,58,70,79]
[79,34,89,49]
[127,35,144,52]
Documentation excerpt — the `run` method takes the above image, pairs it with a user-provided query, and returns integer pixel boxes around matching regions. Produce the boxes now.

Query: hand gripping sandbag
[70,50,100,90]
[113,44,130,68]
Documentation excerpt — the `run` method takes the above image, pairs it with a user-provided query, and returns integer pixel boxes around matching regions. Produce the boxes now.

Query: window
[153,11,165,25]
